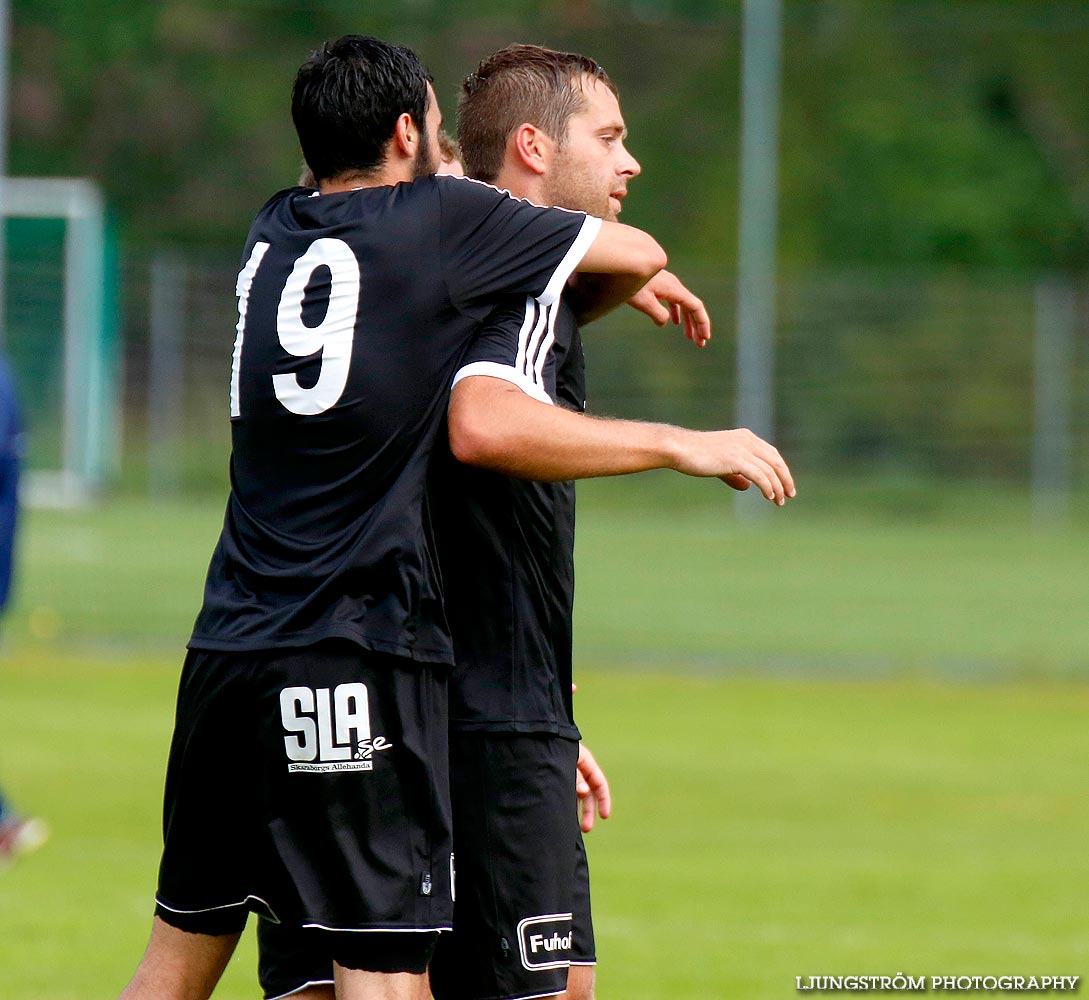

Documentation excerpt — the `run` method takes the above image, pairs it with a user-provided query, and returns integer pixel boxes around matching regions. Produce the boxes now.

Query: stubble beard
[543,150,616,222]
[413,127,438,179]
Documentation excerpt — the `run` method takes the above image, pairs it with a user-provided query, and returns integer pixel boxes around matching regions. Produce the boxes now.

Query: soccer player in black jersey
[255,43,795,1000]
[117,34,681,1000]
[437,46,794,1000]
[433,46,788,1000]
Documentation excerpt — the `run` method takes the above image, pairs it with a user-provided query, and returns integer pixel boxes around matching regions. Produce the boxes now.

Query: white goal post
[0,176,118,506]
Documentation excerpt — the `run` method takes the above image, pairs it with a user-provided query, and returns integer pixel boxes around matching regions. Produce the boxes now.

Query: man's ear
[509,123,553,176]
[391,111,417,161]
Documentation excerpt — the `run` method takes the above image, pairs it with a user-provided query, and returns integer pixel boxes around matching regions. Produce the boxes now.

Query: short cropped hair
[458,44,616,184]
[292,35,432,182]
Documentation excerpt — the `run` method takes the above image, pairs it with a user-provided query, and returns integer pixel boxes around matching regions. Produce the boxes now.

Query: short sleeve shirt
[188,176,601,663]
[431,294,584,736]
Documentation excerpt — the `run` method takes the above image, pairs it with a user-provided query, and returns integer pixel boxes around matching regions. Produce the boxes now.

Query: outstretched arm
[448,376,795,505]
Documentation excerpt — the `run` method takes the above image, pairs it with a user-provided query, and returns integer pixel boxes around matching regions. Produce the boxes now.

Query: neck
[319,161,416,195]
[492,167,547,205]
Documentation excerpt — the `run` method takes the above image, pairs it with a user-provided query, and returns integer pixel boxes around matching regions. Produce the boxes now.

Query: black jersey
[432,296,585,737]
[189,176,600,660]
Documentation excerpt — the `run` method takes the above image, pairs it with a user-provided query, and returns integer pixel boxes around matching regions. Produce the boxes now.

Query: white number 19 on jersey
[230,238,360,417]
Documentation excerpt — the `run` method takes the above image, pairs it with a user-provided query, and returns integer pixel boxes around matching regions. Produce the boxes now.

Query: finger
[775,460,795,498]
[581,767,611,821]
[630,290,670,326]
[720,470,771,498]
[678,291,709,337]
[576,745,611,825]
[690,301,711,345]
[580,793,597,833]
[733,430,794,501]
[770,452,796,498]
[651,277,711,347]
[757,460,787,506]
[749,440,796,499]
[683,308,708,348]
[646,299,670,326]
[734,458,785,505]
[594,777,612,820]
[579,777,611,829]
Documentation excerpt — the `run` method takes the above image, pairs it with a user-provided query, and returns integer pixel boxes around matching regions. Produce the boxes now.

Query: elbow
[448,410,501,469]
[449,378,531,471]
[640,240,668,279]
[448,416,483,466]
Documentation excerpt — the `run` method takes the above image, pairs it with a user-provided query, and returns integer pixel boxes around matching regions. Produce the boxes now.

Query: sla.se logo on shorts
[517,913,574,971]
[279,683,393,773]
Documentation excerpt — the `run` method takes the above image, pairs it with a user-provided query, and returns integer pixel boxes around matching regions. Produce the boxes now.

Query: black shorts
[257,731,594,1000]
[154,642,453,967]
[431,732,595,1000]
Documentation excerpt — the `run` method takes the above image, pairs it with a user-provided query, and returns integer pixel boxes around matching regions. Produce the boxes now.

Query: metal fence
[120,252,1089,517]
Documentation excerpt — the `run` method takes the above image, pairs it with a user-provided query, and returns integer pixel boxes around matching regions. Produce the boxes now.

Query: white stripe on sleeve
[532,300,560,389]
[514,296,539,379]
[522,300,553,382]
[538,215,603,306]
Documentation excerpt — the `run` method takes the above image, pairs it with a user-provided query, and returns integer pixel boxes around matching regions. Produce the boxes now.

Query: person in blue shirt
[0,353,47,865]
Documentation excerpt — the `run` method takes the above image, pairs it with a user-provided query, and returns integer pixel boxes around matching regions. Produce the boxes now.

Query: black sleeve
[451,296,559,405]
[438,176,601,312]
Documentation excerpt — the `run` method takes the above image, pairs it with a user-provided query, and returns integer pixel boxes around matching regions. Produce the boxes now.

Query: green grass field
[0,484,1086,997]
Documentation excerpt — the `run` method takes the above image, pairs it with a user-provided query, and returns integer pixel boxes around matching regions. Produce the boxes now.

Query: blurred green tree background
[13,0,1089,267]
[8,0,1089,497]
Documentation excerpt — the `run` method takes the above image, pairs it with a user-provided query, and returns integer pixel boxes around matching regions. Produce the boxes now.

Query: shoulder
[434,173,503,210]
[435,175,588,243]
[243,187,314,246]
[253,186,306,219]
[436,174,581,215]
[435,173,553,215]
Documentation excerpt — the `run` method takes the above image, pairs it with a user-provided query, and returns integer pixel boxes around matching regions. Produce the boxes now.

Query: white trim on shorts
[266,979,335,1000]
[493,962,596,1000]
[501,991,567,1000]
[301,922,453,933]
[155,894,275,917]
